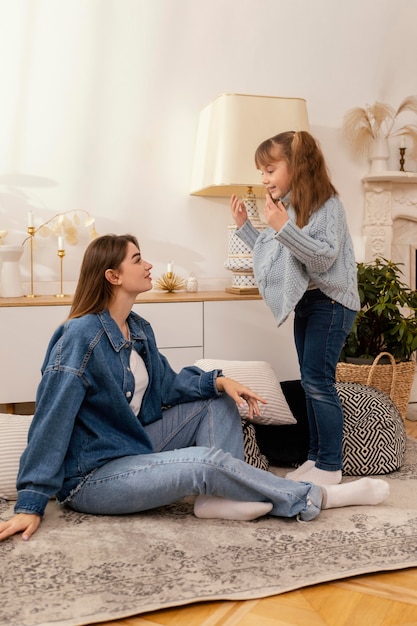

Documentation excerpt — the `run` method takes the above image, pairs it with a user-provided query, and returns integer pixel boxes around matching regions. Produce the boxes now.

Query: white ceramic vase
[368,135,390,174]
[186,273,198,292]
[0,245,24,297]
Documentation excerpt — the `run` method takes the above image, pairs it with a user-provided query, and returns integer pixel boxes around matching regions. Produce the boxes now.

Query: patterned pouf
[337,382,406,475]
[241,419,269,471]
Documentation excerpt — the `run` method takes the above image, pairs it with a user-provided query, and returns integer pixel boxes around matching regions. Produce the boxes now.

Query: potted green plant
[340,258,417,363]
[337,258,417,419]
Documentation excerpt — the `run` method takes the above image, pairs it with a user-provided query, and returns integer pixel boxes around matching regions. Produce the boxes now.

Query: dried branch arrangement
[343,96,417,159]
[22,210,98,247]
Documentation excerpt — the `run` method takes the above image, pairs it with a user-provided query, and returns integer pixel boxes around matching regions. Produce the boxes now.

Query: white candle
[167,262,173,274]
[27,211,34,227]
[400,135,406,148]
[58,236,64,250]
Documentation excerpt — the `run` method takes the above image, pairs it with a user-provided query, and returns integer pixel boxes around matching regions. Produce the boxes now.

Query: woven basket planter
[336,352,416,420]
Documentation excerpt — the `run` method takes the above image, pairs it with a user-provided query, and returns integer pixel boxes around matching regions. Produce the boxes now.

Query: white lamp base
[224,188,265,296]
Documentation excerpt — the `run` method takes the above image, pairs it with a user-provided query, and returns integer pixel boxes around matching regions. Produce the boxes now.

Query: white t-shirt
[129,349,149,415]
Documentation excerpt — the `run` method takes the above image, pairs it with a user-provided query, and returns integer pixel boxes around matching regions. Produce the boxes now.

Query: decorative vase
[0,245,24,297]
[186,272,198,292]
[368,135,390,174]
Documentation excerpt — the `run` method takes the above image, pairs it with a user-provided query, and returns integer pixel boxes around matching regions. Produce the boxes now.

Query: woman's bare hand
[216,376,267,420]
[0,513,41,542]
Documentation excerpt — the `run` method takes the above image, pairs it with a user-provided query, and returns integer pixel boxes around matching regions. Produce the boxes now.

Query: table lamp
[190,93,309,293]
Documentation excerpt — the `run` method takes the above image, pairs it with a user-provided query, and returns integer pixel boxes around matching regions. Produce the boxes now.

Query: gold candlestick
[25,226,37,298]
[399,146,406,172]
[56,249,66,298]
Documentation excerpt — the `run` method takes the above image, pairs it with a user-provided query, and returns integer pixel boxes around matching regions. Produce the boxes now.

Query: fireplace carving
[363,172,417,289]
[362,173,417,402]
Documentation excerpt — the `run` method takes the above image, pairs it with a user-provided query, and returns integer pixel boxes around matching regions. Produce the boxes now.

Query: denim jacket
[15,309,221,517]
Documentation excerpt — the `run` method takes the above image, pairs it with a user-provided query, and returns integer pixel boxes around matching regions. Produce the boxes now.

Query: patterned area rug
[2,438,417,626]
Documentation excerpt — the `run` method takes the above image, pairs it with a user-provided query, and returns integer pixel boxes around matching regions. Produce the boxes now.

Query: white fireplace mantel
[363,172,417,288]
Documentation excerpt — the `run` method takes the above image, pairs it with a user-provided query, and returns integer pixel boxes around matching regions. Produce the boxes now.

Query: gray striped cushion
[0,414,33,500]
[194,359,296,425]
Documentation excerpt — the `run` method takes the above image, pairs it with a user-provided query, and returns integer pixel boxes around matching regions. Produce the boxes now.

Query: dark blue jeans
[294,290,357,471]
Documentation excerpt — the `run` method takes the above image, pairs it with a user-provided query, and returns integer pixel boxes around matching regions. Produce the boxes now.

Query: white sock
[322,478,390,509]
[285,460,316,480]
[296,466,342,486]
[194,495,273,521]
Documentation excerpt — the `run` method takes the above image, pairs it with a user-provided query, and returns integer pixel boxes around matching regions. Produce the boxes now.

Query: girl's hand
[216,376,267,420]
[230,194,247,228]
[0,513,41,542]
[264,194,289,232]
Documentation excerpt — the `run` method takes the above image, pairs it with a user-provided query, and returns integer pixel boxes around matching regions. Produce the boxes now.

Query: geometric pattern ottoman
[241,419,269,471]
[337,382,406,476]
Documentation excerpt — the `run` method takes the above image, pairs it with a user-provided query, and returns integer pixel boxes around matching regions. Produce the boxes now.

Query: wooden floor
[93,405,417,626]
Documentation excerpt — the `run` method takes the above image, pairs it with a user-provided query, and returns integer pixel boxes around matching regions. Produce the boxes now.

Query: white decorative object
[224,188,267,293]
[186,272,198,292]
[362,172,417,293]
[0,245,24,297]
[368,135,390,174]
[343,97,417,174]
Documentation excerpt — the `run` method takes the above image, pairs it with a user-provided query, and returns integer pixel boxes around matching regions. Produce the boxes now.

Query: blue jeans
[294,290,357,471]
[66,394,322,521]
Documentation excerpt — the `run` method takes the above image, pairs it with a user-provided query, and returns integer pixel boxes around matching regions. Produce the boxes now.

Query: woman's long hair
[68,234,139,320]
[255,130,337,227]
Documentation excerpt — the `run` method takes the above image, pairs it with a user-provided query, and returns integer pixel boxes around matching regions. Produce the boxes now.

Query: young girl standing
[230,130,360,486]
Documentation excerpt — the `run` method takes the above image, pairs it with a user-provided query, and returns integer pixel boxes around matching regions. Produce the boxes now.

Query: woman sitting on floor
[0,234,389,542]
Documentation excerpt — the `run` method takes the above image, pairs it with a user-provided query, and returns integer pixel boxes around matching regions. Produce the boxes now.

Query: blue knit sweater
[236,195,360,326]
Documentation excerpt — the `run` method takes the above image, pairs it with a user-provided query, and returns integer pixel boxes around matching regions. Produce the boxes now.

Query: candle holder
[154,272,186,292]
[25,226,37,298]
[55,249,67,298]
[399,146,406,172]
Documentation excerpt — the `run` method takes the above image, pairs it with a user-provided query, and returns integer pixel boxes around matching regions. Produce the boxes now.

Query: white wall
[0,0,416,290]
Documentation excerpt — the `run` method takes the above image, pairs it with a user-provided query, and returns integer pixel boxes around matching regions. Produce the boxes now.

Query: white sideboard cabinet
[0,304,71,405]
[0,291,300,408]
[133,301,204,371]
[203,300,299,382]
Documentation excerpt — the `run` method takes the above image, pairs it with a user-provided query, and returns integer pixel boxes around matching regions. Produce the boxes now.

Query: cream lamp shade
[190,93,310,198]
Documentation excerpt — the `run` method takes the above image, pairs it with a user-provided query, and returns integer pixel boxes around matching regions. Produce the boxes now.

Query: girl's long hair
[68,234,139,320]
[255,130,337,227]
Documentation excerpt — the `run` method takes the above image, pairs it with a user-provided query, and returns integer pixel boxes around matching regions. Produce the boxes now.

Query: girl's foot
[297,466,342,485]
[285,460,316,480]
[322,478,390,509]
[194,495,273,521]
